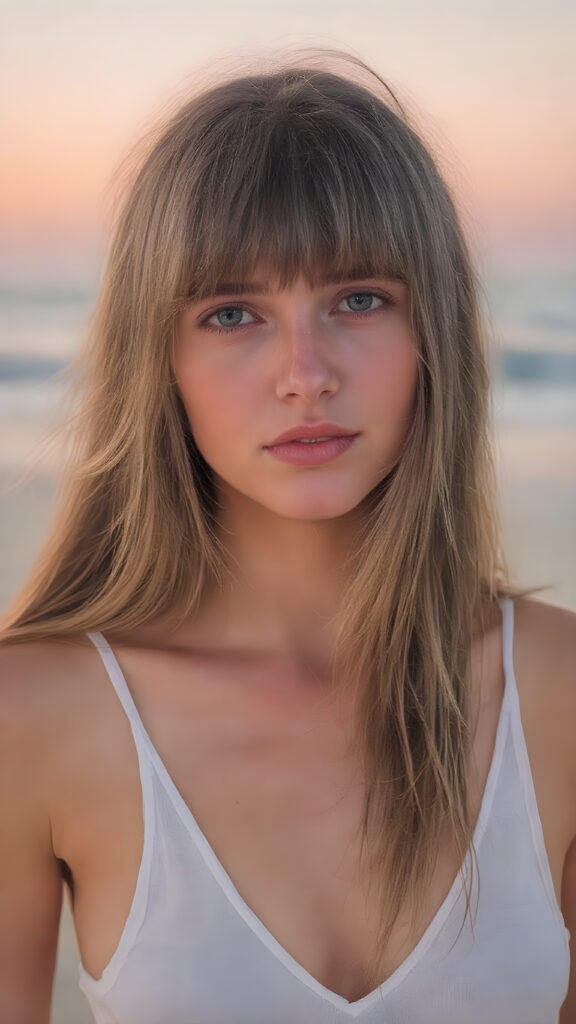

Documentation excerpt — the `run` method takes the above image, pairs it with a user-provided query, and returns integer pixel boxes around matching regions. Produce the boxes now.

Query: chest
[62,661,376,991]
[54,643,565,1003]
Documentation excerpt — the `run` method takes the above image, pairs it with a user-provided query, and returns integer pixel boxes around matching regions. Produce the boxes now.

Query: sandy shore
[0,426,574,1023]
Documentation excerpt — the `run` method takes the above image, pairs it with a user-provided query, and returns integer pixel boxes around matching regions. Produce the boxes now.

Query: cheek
[173,354,214,447]
[362,339,419,422]
[175,361,254,459]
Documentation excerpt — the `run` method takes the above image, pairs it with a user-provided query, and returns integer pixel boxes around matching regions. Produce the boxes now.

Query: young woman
[1,52,575,1024]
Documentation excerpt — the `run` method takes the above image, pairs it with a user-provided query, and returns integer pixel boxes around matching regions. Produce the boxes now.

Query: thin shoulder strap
[87,631,153,763]
[499,596,516,709]
[83,632,157,989]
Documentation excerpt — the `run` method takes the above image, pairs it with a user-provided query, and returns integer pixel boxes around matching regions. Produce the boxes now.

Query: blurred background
[1,1,575,1020]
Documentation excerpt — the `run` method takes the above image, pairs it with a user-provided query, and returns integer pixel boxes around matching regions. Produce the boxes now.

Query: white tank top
[78,599,570,1024]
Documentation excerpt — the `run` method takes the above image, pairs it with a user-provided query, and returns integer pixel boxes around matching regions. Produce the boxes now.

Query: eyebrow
[205,271,403,299]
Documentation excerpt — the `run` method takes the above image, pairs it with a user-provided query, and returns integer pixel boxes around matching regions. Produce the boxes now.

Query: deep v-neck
[86,604,513,1016]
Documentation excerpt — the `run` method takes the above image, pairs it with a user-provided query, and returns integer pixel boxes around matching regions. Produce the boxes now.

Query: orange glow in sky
[2,1,575,280]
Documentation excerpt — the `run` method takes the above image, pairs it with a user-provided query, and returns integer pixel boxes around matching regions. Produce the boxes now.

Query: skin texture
[173,273,419,524]
[0,276,575,1021]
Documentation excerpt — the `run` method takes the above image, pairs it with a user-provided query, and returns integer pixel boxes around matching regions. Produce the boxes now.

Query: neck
[192,485,362,674]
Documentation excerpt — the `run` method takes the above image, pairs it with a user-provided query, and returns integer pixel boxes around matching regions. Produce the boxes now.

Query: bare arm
[0,646,65,1024]
[514,600,576,1023]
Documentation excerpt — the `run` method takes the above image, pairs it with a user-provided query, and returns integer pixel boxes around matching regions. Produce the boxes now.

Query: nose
[274,316,340,404]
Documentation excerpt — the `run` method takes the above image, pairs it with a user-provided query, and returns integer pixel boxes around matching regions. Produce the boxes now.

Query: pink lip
[265,435,358,466]
[266,422,357,446]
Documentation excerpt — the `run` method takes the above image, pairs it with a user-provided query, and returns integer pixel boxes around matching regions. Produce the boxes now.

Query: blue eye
[343,293,380,312]
[201,306,258,332]
[214,308,245,328]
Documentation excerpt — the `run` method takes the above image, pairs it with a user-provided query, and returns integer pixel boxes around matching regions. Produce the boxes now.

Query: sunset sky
[2,0,575,286]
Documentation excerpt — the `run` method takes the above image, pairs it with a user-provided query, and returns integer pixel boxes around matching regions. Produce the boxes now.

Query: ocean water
[1,273,575,433]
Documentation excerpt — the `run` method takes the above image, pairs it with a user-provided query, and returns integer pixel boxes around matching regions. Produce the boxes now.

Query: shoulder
[510,597,576,806]
[0,637,112,801]
[512,597,576,694]
[0,634,143,865]
[0,635,100,728]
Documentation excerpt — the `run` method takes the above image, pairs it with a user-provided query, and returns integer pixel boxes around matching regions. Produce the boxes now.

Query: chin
[258,484,373,522]
[215,472,384,524]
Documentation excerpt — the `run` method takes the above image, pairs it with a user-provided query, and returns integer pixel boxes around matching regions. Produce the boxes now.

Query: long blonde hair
[2,51,508,983]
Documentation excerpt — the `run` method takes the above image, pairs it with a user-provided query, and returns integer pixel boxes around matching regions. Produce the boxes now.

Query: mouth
[264,433,359,466]
[283,436,338,444]
[266,422,358,447]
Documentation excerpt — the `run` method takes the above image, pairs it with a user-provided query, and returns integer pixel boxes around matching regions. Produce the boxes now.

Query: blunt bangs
[176,72,425,299]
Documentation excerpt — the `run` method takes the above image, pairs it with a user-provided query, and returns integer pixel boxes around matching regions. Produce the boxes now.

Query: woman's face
[173,271,419,522]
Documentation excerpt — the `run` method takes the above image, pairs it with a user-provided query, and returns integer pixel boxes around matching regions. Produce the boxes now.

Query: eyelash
[198,290,396,335]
